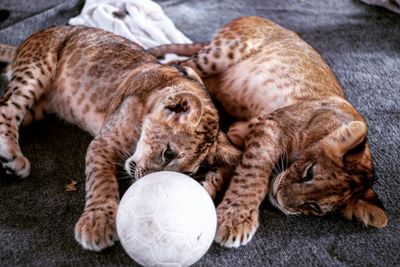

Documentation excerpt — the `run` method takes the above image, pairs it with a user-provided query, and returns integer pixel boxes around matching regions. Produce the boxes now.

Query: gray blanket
[0,0,399,266]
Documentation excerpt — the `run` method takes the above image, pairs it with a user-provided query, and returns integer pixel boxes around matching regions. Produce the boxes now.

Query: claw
[215,206,259,248]
[0,155,10,163]
[75,205,119,251]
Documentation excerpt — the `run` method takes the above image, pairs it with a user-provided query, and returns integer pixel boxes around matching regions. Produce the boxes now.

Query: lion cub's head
[270,121,388,228]
[125,66,240,180]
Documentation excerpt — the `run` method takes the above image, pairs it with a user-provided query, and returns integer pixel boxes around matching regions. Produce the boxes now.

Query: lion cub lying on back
[151,16,388,248]
[0,26,240,251]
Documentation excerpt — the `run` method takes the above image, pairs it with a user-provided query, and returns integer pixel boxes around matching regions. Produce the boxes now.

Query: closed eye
[308,202,322,214]
[302,163,314,181]
[162,144,177,163]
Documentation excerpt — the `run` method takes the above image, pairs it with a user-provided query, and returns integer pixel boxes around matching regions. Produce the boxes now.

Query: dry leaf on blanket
[65,180,78,192]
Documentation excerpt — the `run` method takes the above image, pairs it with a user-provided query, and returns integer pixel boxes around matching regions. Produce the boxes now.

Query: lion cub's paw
[214,203,259,248]
[75,204,119,251]
[227,121,250,149]
[0,135,30,178]
[202,170,226,200]
[1,155,31,178]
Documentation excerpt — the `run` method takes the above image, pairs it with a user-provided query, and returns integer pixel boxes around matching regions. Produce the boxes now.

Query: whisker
[271,159,280,176]
[106,139,134,167]
[117,175,134,181]
[115,162,127,167]
[283,151,286,172]
[199,162,213,168]
[285,150,289,169]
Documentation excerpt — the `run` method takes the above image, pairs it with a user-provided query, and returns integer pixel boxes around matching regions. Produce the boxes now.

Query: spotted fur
[0,26,240,251]
[150,16,388,248]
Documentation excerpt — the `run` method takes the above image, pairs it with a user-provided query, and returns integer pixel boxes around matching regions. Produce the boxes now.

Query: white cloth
[68,0,192,49]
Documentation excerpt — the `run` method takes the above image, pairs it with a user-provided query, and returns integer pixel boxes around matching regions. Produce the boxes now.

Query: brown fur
[0,26,240,251]
[150,16,388,248]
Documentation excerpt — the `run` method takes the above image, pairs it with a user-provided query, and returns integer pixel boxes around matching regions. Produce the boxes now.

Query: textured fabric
[361,0,400,14]
[0,0,399,266]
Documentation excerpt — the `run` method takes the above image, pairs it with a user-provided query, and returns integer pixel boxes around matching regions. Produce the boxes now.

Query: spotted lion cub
[150,16,388,247]
[0,26,240,251]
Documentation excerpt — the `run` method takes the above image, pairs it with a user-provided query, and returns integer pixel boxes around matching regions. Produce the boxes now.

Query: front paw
[75,204,119,251]
[214,204,259,248]
[0,154,30,178]
[202,171,224,200]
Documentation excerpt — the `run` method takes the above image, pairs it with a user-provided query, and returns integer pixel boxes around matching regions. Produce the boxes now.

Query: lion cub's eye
[163,144,177,163]
[308,202,322,214]
[302,163,314,181]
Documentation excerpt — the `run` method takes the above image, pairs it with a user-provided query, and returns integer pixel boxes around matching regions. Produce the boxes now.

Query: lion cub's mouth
[124,159,145,180]
[269,173,300,215]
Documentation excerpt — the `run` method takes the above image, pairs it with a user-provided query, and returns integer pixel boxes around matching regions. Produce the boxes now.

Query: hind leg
[21,97,49,127]
[0,66,49,177]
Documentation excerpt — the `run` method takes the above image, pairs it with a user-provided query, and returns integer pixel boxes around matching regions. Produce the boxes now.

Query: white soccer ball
[116,171,217,267]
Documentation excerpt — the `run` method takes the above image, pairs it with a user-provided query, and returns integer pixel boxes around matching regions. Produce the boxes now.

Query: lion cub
[0,26,240,251]
[150,16,388,248]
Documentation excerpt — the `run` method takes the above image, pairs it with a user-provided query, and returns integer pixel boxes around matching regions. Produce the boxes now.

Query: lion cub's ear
[209,132,242,166]
[341,188,388,228]
[322,121,368,165]
[162,92,204,127]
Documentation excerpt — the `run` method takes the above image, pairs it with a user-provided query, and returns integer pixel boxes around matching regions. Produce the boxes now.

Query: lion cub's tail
[0,44,16,63]
[148,42,208,58]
